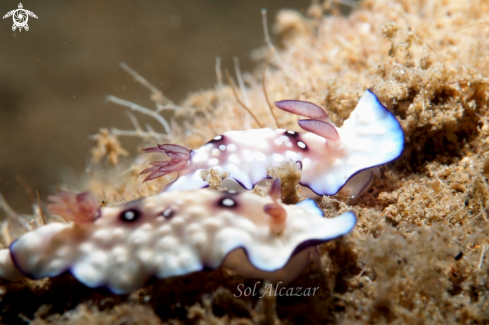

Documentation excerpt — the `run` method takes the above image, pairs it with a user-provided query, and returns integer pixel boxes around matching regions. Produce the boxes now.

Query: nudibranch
[0,180,356,294]
[141,90,404,196]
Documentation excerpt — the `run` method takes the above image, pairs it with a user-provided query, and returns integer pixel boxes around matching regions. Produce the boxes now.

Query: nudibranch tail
[47,191,100,223]
[298,89,404,196]
[140,144,191,182]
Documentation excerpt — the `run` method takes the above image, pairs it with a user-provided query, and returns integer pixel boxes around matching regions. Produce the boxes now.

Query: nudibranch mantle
[142,90,404,196]
[1,187,356,294]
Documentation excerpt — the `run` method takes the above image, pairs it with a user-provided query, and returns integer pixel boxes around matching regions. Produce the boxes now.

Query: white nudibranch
[0,179,356,294]
[141,90,404,197]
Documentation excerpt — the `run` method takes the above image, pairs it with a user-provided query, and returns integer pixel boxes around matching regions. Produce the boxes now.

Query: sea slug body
[0,180,356,294]
[141,90,404,197]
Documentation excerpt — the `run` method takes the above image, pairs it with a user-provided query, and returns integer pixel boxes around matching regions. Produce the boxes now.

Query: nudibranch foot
[141,90,404,198]
[1,182,357,294]
[221,246,317,285]
[0,249,23,281]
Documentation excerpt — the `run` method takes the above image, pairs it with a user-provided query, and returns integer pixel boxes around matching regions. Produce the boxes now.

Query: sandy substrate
[1,0,489,324]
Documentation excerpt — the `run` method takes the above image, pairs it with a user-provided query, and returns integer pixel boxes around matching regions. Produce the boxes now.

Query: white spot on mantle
[273,153,284,163]
[243,150,253,162]
[227,143,237,152]
[228,154,240,164]
[254,152,266,161]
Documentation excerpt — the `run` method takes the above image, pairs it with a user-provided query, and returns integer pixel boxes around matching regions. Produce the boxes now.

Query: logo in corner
[2,3,38,32]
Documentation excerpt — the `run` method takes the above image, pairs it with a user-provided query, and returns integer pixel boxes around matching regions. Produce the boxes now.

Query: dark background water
[0,0,310,212]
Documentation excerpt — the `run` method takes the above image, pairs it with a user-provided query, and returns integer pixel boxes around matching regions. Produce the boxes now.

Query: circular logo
[13,10,28,27]
[2,3,38,32]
